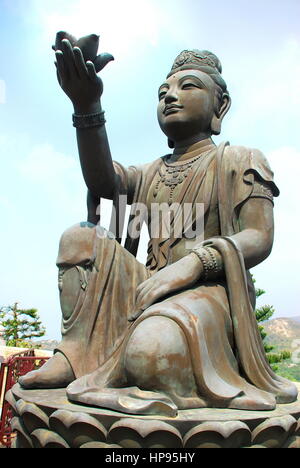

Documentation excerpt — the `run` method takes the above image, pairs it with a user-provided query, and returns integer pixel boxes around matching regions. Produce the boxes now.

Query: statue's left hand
[129,254,203,321]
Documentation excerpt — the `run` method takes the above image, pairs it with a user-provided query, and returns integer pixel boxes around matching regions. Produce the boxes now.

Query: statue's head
[157,50,231,146]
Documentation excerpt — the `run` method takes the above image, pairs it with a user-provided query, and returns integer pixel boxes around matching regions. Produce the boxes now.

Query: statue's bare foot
[19,352,75,389]
[227,390,276,411]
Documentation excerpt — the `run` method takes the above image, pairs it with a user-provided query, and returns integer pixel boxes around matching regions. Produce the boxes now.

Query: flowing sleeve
[222,146,279,216]
[243,148,279,205]
[86,162,141,227]
[216,145,280,239]
[113,161,141,205]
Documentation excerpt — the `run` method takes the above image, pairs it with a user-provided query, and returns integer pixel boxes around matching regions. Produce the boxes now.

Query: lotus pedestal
[7,383,300,448]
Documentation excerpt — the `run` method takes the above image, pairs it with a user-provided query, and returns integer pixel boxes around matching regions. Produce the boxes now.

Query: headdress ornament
[167,49,227,92]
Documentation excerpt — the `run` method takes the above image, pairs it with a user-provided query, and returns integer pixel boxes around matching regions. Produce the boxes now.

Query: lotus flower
[52,31,114,72]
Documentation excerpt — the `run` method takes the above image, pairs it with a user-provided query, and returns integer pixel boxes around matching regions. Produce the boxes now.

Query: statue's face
[157,69,216,142]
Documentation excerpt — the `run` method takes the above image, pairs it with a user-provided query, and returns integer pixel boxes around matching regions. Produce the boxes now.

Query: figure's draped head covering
[167,49,228,95]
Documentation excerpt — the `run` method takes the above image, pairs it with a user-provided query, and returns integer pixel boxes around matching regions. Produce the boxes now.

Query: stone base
[7,383,300,448]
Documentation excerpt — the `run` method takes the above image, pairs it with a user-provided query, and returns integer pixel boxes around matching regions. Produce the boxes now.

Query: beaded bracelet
[191,246,222,280]
[72,110,106,129]
[205,247,218,272]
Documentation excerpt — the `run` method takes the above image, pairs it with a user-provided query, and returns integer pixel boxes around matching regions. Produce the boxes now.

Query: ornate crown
[168,49,222,78]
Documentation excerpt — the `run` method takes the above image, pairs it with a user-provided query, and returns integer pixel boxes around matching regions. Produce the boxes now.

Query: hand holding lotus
[53,31,114,113]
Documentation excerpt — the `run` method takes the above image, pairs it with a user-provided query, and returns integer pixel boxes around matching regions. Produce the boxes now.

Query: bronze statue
[19,33,298,416]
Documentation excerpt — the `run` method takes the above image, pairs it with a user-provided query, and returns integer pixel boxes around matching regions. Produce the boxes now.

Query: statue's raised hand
[53,31,114,112]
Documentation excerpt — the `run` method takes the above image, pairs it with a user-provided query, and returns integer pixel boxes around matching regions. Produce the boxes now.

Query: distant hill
[263,316,300,350]
[291,316,300,324]
[262,316,300,382]
[34,339,59,351]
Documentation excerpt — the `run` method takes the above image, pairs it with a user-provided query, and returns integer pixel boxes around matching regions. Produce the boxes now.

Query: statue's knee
[56,223,98,320]
[57,222,97,267]
[56,222,116,321]
[125,316,187,371]
[124,316,195,392]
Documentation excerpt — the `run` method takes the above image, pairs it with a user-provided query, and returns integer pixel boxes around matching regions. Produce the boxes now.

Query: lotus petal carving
[108,418,183,448]
[49,409,107,448]
[183,421,251,448]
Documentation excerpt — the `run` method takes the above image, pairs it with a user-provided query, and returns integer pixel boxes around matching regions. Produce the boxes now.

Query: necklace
[153,149,211,204]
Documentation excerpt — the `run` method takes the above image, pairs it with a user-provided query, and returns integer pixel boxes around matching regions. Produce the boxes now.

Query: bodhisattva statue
[20,32,298,416]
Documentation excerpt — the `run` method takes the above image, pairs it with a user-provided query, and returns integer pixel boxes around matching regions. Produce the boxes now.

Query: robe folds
[56,140,298,416]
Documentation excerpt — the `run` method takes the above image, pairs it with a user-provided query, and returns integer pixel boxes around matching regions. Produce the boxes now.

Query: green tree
[254,279,291,372]
[0,302,46,347]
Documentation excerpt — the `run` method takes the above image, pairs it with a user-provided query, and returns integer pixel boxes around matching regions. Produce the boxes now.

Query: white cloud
[247,39,300,110]
[16,142,86,218]
[268,147,300,264]
[0,195,13,210]
[226,39,300,142]
[253,146,300,318]
[26,0,164,57]
[1,136,88,339]
[18,143,76,180]
[269,146,300,229]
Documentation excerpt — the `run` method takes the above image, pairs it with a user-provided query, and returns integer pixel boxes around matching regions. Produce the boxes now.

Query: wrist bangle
[72,111,106,129]
[191,246,222,280]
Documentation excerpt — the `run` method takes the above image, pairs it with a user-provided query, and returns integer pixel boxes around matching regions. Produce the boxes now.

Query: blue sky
[0,0,299,339]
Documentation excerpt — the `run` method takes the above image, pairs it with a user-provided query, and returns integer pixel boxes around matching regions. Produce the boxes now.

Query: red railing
[0,350,50,448]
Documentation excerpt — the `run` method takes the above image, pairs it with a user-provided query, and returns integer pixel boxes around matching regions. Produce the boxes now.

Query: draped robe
[56,139,298,416]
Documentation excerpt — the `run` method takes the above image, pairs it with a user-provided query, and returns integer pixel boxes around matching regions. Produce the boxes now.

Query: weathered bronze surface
[18,33,298,424]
